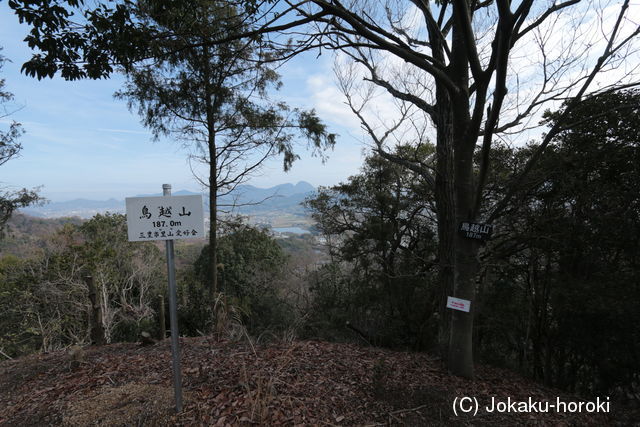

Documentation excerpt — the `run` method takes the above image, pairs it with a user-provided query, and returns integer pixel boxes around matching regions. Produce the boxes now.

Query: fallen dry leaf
[0,337,635,426]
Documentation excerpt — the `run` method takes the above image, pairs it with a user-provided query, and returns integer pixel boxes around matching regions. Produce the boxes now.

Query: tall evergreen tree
[116,0,334,300]
[307,146,439,347]
[478,90,640,394]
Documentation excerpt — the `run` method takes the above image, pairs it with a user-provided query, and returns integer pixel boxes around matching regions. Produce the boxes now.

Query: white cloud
[306,73,363,132]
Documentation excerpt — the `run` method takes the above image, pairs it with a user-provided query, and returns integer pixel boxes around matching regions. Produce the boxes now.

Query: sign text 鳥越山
[125,195,204,242]
[459,222,493,241]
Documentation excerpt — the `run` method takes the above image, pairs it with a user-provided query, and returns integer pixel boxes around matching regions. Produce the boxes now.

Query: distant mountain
[21,198,126,219]
[217,181,315,214]
[20,181,317,220]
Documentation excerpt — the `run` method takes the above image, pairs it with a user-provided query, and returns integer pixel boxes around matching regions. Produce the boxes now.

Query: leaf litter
[0,337,634,425]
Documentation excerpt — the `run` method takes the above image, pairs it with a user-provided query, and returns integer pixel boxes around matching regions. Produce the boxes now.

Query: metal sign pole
[163,183,183,412]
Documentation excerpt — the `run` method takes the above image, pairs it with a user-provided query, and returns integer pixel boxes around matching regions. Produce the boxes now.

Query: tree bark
[209,159,218,299]
[85,275,105,346]
[433,86,456,359]
[448,236,480,378]
[442,0,488,379]
[203,44,218,300]
[449,121,479,378]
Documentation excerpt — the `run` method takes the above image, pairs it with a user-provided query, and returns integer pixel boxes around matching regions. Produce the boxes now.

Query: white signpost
[446,296,471,313]
[125,194,204,242]
[126,186,204,413]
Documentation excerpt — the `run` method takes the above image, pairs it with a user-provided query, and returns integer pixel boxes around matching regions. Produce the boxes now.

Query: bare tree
[241,0,640,377]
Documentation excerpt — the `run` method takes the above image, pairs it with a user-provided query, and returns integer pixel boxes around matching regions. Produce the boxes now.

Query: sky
[0,2,367,202]
[1,2,638,203]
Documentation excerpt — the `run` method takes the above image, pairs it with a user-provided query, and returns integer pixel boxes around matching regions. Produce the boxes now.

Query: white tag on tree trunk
[446,296,471,312]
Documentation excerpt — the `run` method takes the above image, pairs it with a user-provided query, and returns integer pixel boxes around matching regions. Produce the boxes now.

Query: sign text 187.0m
[125,195,204,242]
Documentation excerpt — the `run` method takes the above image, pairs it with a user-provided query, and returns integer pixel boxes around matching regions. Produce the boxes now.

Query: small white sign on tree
[446,296,471,313]
[125,195,204,242]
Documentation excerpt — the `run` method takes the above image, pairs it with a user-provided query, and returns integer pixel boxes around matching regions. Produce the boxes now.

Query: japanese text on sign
[447,296,471,312]
[459,222,493,241]
[125,195,204,242]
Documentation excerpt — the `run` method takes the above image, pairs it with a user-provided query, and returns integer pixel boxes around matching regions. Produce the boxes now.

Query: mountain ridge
[20,181,317,220]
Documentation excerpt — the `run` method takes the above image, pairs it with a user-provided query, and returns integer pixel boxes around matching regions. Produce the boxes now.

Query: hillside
[0,338,628,426]
[0,213,84,258]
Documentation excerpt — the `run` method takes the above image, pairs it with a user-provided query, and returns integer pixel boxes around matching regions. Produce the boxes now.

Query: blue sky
[3,2,636,203]
[0,3,366,202]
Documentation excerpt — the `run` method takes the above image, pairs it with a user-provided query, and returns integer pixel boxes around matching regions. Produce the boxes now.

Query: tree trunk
[434,86,456,359]
[448,235,480,378]
[447,129,481,379]
[203,45,218,300]
[85,275,105,346]
[444,2,482,378]
[209,166,218,299]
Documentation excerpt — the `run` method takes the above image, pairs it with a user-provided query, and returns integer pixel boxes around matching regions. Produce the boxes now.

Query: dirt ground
[1,337,635,425]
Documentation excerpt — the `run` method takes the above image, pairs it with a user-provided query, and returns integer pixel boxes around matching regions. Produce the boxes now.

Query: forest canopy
[2,0,640,406]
